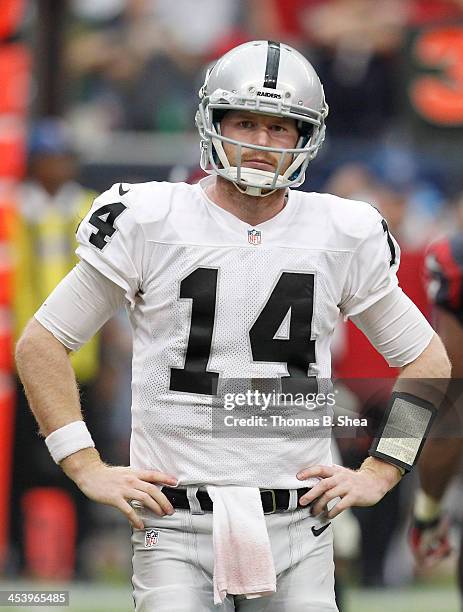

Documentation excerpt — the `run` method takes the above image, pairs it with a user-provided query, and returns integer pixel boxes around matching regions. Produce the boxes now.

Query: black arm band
[369,391,437,473]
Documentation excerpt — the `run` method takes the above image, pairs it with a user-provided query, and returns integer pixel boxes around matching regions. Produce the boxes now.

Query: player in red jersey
[411,235,463,582]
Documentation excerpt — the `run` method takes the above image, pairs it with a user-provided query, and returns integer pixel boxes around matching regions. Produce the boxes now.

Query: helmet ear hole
[297,121,314,138]
[212,108,228,128]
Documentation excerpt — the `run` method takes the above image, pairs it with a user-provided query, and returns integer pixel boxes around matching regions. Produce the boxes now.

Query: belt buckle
[261,489,277,515]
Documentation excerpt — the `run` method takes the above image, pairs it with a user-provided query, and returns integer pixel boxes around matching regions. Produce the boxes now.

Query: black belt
[161,486,310,514]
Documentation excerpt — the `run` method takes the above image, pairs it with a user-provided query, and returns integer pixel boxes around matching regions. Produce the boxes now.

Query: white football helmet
[196,40,328,197]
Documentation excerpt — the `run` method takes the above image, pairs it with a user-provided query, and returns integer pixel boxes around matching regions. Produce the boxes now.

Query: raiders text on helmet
[195,40,329,197]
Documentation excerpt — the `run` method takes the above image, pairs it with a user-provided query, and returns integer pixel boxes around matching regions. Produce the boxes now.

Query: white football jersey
[75,177,400,488]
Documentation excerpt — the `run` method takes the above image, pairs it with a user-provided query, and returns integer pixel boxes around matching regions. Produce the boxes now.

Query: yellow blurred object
[12,186,99,383]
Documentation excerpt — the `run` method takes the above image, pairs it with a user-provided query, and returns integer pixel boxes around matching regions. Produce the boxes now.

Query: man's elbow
[403,333,451,378]
[16,319,39,363]
[16,318,68,368]
[429,333,452,378]
[435,353,452,379]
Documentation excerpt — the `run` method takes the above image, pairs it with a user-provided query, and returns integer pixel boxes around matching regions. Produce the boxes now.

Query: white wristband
[45,421,95,464]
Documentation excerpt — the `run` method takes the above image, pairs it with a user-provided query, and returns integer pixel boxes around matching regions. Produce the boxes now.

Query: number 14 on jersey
[169,267,318,396]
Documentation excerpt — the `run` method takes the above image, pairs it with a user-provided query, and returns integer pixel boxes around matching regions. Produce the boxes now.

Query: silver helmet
[196,40,329,197]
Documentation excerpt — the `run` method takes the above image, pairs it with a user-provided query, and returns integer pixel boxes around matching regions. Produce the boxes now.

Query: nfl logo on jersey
[248,229,261,245]
[144,529,159,548]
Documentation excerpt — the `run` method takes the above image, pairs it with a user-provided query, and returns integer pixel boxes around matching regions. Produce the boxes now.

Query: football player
[16,41,450,611]
[410,236,463,581]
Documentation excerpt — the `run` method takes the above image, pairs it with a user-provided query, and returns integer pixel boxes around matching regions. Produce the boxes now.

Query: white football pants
[131,487,338,612]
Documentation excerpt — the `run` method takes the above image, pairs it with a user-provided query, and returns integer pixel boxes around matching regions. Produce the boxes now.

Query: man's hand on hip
[61,448,178,528]
[296,458,402,519]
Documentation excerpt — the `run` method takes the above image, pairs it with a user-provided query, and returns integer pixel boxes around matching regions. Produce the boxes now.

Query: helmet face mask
[195,41,329,197]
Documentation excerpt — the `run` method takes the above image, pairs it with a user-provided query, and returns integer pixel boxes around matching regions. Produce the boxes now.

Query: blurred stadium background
[1,0,463,610]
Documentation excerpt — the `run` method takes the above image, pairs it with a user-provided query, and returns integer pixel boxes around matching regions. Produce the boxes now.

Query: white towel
[206,485,276,605]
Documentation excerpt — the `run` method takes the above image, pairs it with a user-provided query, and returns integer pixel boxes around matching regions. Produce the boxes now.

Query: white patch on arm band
[34,260,126,351]
[350,287,434,367]
[370,393,436,471]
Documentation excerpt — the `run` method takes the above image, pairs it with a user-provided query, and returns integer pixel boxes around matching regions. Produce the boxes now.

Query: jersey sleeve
[35,260,126,351]
[340,212,401,318]
[76,183,143,307]
[425,236,463,323]
[350,287,434,367]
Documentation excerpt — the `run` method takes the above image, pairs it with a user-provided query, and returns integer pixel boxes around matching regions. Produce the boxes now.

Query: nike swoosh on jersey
[119,183,130,196]
[311,522,331,537]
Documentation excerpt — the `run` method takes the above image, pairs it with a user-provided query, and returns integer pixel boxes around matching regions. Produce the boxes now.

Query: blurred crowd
[7,0,463,607]
[64,0,463,135]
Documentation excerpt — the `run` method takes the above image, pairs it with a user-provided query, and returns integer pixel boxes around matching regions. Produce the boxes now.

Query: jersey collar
[195,176,297,240]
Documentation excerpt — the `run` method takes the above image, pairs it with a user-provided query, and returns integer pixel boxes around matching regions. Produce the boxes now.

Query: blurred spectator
[148,0,242,56]
[247,0,407,137]
[67,0,246,133]
[407,0,463,25]
[327,161,442,249]
[64,0,463,139]
[247,0,463,49]
[246,0,325,48]
[304,0,406,53]
[307,0,406,137]
[10,118,105,577]
[13,118,98,378]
